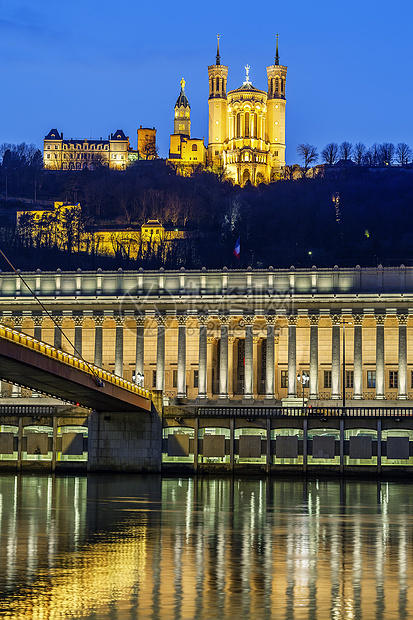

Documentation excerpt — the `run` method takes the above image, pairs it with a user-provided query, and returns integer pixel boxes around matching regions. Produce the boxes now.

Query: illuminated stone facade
[0,266,412,403]
[168,78,206,174]
[43,128,131,170]
[2,266,413,472]
[208,36,287,184]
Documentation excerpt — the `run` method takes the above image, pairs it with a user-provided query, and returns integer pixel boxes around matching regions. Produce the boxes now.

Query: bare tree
[140,136,159,160]
[339,141,353,161]
[296,143,318,176]
[365,143,381,166]
[379,142,395,166]
[353,142,366,165]
[395,143,412,166]
[321,142,339,165]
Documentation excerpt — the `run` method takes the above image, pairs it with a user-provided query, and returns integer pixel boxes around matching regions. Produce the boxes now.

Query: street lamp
[297,371,309,408]
[134,372,144,387]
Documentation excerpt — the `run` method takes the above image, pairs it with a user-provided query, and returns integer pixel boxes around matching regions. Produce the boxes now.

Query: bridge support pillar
[87,391,162,473]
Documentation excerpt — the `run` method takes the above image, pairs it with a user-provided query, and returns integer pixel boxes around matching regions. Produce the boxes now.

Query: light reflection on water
[0,475,412,619]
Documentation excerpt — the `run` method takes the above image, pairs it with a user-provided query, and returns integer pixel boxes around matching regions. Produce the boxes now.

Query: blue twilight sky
[1,0,412,164]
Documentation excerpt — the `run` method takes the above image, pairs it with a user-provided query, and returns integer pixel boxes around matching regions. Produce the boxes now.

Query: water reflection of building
[1,476,412,618]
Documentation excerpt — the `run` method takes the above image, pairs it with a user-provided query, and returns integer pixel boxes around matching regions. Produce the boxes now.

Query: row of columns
[287,313,408,400]
[0,311,410,401]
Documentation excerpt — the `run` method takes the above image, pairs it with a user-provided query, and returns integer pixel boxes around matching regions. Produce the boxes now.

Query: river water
[0,474,412,619]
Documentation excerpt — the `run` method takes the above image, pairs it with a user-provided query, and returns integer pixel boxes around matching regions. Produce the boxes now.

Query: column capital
[219,315,230,325]
[32,315,43,327]
[176,314,188,326]
[155,314,166,326]
[397,314,408,325]
[53,316,63,327]
[197,313,208,325]
[73,315,84,327]
[331,314,342,326]
[135,314,146,327]
[352,313,364,325]
[94,314,105,327]
[114,314,124,326]
[13,315,24,328]
[243,315,255,326]
[288,314,297,326]
[309,313,320,326]
[265,314,277,325]
[375,313,386,325]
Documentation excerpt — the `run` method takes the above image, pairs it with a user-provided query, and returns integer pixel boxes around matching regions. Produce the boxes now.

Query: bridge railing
[0,324,151,400]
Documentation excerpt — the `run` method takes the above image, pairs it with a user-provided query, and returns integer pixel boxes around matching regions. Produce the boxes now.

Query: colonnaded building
[1,266,413,474]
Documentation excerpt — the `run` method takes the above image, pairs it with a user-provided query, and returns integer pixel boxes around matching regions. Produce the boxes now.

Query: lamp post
[297,371,309,408]
[135,372,144,387]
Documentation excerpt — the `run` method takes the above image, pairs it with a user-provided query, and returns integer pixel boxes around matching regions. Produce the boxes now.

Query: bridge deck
[0,325,152,413]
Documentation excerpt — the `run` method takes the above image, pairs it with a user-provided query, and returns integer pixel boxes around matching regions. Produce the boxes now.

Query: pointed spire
[275,33,279,65]
[216,33,221,65]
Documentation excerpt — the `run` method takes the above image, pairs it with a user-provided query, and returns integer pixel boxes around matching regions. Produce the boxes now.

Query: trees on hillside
[317,141,413,167]
[296,144,318,176]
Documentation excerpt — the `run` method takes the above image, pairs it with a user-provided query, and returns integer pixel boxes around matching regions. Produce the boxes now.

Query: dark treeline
[1,144,413,271]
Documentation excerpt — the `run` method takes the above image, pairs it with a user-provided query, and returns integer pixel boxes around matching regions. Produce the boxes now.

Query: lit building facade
[2,266,413,473]
[208,36,287,184]
[168,79,206,174]
[43,129,131,170]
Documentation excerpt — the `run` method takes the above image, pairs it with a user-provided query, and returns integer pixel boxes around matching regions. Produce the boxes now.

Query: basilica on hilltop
[168,36,287,184]
[43,37,287,186]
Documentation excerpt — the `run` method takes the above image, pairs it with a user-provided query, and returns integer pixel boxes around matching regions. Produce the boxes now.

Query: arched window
[192,144,198,151]
[211,78,214,94]
[236,113,241,138]
[270,78,274,95]
[253,113,258,138]
[216,76,220,92]
[281,79,284,93]
[275,78,279,93]
[245,112,250,138]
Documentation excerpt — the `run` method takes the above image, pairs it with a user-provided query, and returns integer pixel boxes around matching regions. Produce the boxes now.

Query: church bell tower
[266,35,287,172]
[207,35,228,168]
[174,78,191,137]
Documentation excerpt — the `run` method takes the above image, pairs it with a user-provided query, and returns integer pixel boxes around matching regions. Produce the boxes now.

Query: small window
[367,371,376,389]
[194,370,199,388]
[192,144,198,151]
[46,154,50,159]
[152,370,157,388]
[389,371,398,389]
[324,370,332,389]
[274,151,278,156]
[215,150,219,156]
[346,370,354,388]
[280,370,288,388]
[54,145,58,149]
[173,369,177,388]
[47,145,51,149]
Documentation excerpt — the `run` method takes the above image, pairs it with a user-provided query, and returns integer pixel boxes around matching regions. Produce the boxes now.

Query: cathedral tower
[266,35,287,173]
[207,35,229,168]
[174,78,191,136]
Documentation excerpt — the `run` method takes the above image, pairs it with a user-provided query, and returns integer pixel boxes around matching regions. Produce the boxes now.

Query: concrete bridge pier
[88,391,163,472]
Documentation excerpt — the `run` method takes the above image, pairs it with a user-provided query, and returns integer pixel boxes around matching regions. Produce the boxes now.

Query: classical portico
[0,266,411,405]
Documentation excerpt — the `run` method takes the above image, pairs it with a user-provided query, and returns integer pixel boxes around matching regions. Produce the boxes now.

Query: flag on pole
[233,236,240,259]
